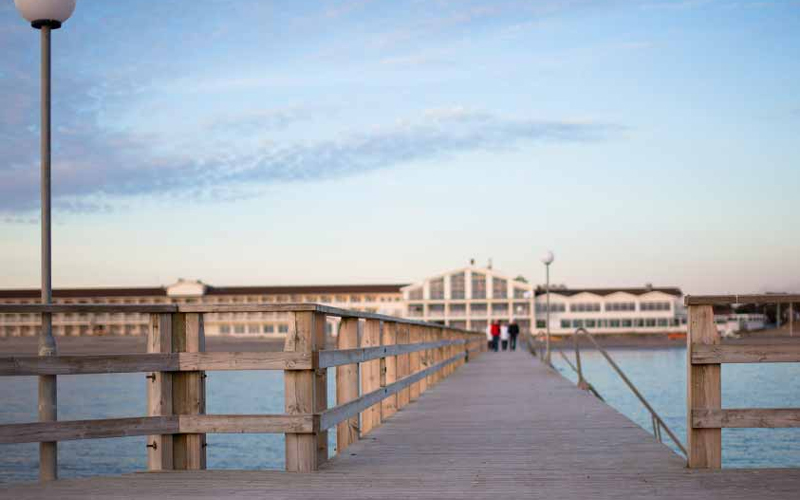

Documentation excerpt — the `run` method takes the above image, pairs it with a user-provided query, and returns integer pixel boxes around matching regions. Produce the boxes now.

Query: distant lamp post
[541,250,555,365]
[14,0,78,482]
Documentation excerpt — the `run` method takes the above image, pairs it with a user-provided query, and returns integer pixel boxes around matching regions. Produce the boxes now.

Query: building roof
[0,283,407,300]
[534,286,683,298]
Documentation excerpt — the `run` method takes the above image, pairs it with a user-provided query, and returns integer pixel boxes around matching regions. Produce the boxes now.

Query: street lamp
[14,0,78,482]
[541,250,554,365]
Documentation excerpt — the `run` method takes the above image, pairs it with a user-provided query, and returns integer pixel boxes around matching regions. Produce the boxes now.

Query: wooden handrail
[685,294,800,306]
[0,306,485,480]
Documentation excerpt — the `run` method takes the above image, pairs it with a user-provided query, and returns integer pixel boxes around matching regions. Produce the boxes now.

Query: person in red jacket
[490,320,501,352]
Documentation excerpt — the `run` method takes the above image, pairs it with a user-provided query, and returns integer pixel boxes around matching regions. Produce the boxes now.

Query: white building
[401,265,535,333]
[533,285,685,335]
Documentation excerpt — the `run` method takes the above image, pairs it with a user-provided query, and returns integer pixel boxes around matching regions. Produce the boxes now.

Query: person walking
[500,321,510,351]
[508,320,520,351]
[490,320,500,352]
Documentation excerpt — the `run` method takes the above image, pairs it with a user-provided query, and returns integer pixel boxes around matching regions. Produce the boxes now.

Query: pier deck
[3,350,799,499]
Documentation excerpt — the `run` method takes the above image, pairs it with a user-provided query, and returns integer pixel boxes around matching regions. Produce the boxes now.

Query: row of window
[558,318,680,329]
[535,301,672,313]
[408,302,532,317]
[218,324,290,335]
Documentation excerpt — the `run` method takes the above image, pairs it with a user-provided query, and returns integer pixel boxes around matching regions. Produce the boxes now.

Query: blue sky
[0,0,798,294]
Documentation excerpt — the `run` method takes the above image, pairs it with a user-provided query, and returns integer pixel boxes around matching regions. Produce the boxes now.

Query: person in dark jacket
[508,321,520,351]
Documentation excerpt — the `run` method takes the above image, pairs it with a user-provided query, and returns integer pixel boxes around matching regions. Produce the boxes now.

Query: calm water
[1,348,798,482]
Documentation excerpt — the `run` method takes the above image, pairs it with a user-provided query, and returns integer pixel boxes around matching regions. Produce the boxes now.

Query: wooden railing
[686,294,800,469]
[0,303,485,479]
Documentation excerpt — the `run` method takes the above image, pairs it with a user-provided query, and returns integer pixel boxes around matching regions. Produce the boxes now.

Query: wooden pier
[1,300,800,499]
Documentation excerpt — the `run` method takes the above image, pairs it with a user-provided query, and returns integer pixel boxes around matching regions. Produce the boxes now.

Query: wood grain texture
[172,313,206,470]
[685,294,800,306]
[335,318,359,454]
[687,305,721,469]
[317,340,464,368]
[396,324,410,410]
[692,409,800,428]
[359,319,382,436]
[691,344,800,364]
[146,313,173,471]
[380,322,398,420]
[179,415,315,434]
[0,416,179,444]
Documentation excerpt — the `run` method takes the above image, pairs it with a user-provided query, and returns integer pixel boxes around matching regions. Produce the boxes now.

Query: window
[449,320,467,330]
[609,319,621,328]
[513,287,528,299]
[536,303,566,313]
[492,278,507,299]
[349,295,362,303]
[278,324,289,334]
[428,303,445,316]
[657,318,669,327]
[645,318,657,327]
[470,303,487,315]
[320,295,331,303]
[491,303,508,315]
[572,319,584,328]
[428,278,445,300]
[471,273,486,299]
[450,273,466,299]
[408,288,423,300]
[560,319,571,328]
[409,304,424,317]
[364,295,376,302]
[248,324,259,334]
[536,320,546,328]
[234,325,245,334]
[449,304,466,317]
[585,319,596,328]
[263,325,274,333]
[512,303,529,316]
[570,303,601,312]
[471,320,487,332]
[220,325,231,334]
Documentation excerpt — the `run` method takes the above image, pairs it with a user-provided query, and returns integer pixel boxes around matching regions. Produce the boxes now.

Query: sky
[0,0,798,295]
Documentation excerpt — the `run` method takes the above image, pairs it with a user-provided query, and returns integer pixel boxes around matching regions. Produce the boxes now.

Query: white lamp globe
[14,0,76,27]
[541,250,555,266]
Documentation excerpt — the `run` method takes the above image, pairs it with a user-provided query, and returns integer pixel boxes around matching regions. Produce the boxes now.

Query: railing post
[409,326,421,401]
[284,311,326,471]
[173,313,206,470]
[360,319,381,436]
[146,313,174,471]
[422,327,433,391]
[396,325,410,409]
[687,305,721,469]
[336,318,359,454]
[381,322,398,420]
[433,327,444,385]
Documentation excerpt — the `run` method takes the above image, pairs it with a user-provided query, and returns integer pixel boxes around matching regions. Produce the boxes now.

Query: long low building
[0,279,405,337]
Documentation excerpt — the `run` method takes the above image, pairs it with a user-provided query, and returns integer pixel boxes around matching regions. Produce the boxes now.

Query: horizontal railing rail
[0,303,486,480]
[686,294,800,469]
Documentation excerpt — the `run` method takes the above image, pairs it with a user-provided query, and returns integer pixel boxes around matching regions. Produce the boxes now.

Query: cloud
[0,101,620,214]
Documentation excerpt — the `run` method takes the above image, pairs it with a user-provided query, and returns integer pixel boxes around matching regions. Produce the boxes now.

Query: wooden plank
[147,313,173,471]
[691,344,800,364]
[396,324,410,410]
[381,322,398,420]
[172,313,206,470]
[284,311,323,472]
[320,352,466,430]
[687,305,721,469]
[0,354,178,376]
[360,319,382,436]
[685,294,800,306]
[692,409,800,428]
[0,416,179,444]
[179,352,313,371]
[179,415,315,434]
[336,318,360,454]
[311,313,328,467]
[317,340,464,368]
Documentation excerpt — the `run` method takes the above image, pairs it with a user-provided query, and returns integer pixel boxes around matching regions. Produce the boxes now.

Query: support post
[396,325,410,409]
[360,319,381,436]
[146,313,173,470]
[336,318,359,454]
[285,311,326,471]
[409,326,421,401]
[687,305,721,469]
[173,313,206,470]
[381,322,398,420]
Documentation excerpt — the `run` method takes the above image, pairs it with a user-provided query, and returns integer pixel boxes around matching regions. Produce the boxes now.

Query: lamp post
[541,251,554,365]
[14,0,77,482]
